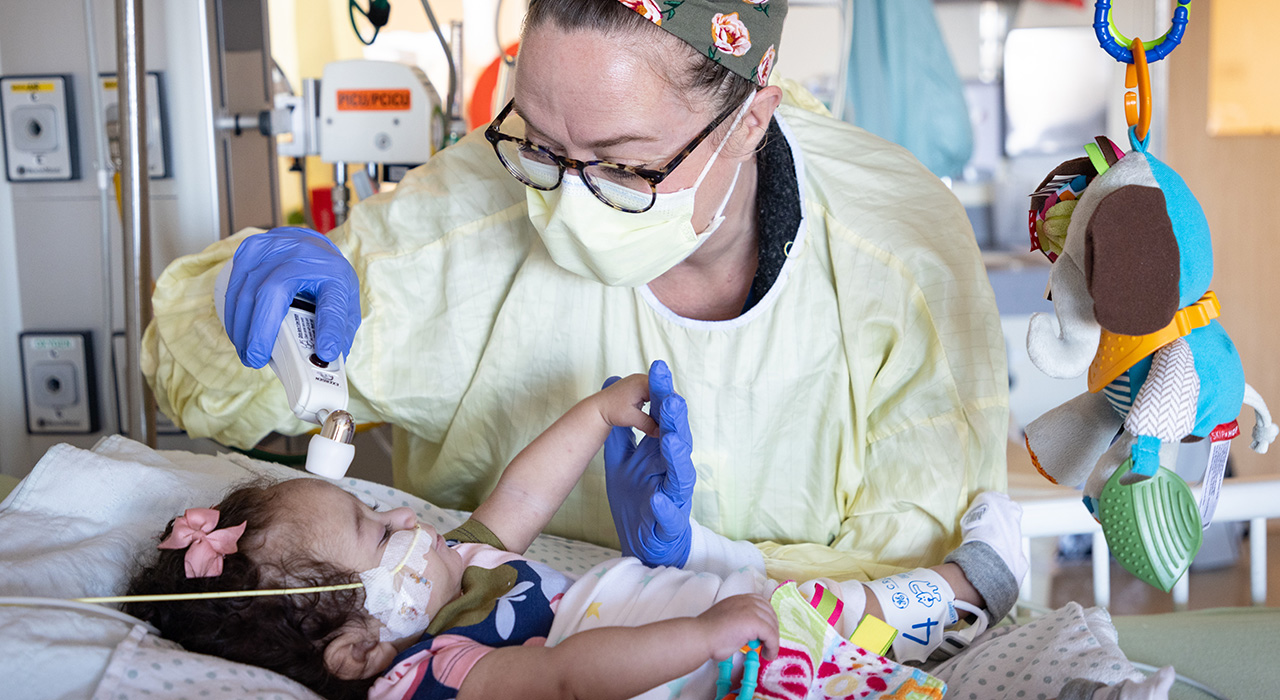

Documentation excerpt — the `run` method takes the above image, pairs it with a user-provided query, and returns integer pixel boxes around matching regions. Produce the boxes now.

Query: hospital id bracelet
[849,613,897,656]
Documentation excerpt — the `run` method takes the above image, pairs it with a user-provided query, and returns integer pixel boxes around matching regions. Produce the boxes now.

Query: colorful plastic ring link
[1094,0,1191,64]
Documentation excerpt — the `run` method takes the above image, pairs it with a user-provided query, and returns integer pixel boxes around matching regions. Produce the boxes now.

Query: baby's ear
[324,622,396,680]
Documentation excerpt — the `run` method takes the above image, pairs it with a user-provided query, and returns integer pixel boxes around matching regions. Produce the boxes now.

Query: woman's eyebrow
[583,133,658,149]
[513,103,658,151]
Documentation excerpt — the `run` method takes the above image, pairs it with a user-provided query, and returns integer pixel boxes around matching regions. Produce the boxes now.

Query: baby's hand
[696,593,779,662]
[596,373,659,437]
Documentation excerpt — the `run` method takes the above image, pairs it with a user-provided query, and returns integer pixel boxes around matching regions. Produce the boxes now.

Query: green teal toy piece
[1098,460,1203,592]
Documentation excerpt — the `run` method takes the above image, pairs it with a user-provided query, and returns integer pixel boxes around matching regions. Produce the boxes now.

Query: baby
[125,361,1173,700]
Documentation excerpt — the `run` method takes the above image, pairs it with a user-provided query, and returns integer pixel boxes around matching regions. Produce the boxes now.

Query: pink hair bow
[157,508,247,578]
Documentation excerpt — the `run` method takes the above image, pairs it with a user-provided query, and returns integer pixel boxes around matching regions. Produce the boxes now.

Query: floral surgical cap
[617,0,788,86]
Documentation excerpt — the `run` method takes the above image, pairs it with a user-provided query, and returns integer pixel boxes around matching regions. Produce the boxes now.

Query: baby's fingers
[625,407,659,438]
[751,597,780,660]
[755,623,780,661]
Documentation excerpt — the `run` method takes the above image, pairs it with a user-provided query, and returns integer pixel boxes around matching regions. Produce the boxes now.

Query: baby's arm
[471,372,656,553]
[456,593,779,700]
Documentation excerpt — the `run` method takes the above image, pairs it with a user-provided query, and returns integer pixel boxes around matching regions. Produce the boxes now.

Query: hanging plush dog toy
[1023,125,1278,591]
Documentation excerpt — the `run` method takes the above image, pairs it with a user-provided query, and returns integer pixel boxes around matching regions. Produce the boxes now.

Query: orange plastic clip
[1124,39,1153,141]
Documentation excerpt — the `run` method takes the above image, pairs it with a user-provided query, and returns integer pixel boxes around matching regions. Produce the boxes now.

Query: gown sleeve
[143,131,528,450]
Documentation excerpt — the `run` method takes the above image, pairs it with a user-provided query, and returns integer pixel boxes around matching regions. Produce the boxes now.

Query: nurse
[144,0,1009,583]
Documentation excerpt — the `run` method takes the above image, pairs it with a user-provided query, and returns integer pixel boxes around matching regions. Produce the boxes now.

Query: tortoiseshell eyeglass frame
[484,99,742,213]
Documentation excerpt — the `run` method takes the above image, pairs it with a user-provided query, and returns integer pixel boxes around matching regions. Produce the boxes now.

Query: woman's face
[513,21,747,229]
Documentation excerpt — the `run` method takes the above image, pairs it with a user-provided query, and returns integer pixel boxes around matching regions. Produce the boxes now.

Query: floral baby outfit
[368,519,571,700]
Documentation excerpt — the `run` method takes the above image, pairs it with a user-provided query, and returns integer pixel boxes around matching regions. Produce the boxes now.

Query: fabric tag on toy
[1197,421,1238,529]
[756,581,946,699]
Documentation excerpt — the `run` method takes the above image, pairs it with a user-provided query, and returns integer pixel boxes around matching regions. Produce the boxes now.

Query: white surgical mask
[358,526,437,641]
[526,95,752,287]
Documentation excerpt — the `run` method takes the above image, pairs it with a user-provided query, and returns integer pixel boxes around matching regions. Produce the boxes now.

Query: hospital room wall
[0,0,226,477]
[266,0,844,221]
[268,0,525,221]
[1166,0,1280,478]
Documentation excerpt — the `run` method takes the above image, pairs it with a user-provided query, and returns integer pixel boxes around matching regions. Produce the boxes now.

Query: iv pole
[115,0,157,447]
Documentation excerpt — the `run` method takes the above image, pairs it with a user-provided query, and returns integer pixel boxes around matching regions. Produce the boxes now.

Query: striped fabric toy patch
[807,583,844,627]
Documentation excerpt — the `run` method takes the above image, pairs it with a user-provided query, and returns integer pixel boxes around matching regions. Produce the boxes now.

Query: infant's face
[274,479,465,624]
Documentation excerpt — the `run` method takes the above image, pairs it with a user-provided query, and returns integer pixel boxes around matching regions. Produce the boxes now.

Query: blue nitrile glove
[603,359,695,567]
[222,227,361,369]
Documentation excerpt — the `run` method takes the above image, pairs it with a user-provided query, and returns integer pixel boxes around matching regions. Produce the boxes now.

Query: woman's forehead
[514,22,705,146]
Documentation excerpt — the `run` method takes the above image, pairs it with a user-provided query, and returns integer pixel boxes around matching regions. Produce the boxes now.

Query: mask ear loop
[690,93,758,192]
[690,94,758,239]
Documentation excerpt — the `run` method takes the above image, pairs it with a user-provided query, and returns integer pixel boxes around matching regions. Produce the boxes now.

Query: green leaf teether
[1098,459,1203,592]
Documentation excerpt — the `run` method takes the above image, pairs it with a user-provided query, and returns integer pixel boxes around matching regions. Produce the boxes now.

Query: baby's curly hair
[124,478,373,700]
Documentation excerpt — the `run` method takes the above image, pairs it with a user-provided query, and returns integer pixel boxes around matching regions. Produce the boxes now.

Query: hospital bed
[1,437,1276,700]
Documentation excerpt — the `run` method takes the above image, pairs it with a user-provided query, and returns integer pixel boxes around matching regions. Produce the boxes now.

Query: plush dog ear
[1083,185,1180,335]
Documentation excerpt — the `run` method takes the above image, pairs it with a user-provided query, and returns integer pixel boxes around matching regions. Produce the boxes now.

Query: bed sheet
[0,436,619,700]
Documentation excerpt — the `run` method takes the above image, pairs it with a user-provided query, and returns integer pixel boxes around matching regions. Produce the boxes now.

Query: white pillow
[0,436,302,599]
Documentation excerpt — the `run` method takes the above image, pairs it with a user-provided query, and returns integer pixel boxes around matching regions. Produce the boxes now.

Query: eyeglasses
[484,99,742,213]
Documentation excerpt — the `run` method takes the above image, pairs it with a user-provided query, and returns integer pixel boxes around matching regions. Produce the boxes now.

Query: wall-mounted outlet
[99,72,169,178]
[20,331,98,434]
[1,75,78,182]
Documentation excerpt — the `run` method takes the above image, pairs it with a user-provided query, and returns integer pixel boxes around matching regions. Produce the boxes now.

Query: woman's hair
[123,479,372,700]
[523,0,758,116]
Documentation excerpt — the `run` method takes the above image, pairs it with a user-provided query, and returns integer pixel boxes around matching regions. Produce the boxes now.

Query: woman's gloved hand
[222,227,361,368]
[602,360,696,567]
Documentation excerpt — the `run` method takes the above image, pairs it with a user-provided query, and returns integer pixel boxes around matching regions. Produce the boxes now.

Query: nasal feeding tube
[213,262,357,479]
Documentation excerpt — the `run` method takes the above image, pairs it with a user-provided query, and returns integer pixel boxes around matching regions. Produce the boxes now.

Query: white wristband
[863,568,959,663]
[684,518,766,579]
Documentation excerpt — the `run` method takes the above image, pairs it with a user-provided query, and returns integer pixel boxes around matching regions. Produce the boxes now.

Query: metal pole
[83,0,119,436]
[116,0,156,446]
[333,162,349,226]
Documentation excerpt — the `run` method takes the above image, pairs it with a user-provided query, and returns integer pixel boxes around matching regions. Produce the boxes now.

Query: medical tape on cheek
[387,529,422,574]
[358,526,437,641]
[862,568,958,664]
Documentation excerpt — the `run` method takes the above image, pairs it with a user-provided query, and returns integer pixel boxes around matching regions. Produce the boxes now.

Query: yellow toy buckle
[1088,291,1219,393]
